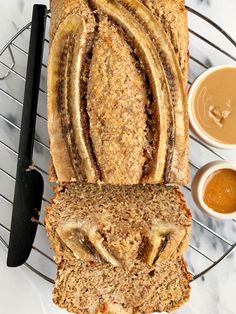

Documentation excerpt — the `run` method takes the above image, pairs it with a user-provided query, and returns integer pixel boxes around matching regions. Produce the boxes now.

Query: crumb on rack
[26,161,36,172]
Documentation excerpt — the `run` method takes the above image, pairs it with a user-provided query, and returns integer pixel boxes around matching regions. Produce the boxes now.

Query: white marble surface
[0,0,236,313]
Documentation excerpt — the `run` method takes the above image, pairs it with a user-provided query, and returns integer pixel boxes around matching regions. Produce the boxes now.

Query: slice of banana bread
[53,257,191,314]
[45,183,191,313]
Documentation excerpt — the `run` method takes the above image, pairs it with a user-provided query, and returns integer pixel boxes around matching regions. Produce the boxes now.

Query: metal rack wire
[0,6,236,284]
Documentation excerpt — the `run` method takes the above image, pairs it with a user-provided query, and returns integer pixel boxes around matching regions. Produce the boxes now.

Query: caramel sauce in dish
[203,169,236,214]
[192,67,236,144]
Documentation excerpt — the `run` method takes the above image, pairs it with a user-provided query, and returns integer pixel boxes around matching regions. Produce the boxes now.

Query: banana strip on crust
[48,15,98,183]
[118,0,188,183]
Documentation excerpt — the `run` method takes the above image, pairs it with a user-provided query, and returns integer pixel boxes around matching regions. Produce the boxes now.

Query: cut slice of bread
[53,257,191,314]
[45,183,192,313]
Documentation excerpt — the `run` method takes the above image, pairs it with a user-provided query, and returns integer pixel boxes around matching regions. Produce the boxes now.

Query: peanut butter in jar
[189,65,236,148]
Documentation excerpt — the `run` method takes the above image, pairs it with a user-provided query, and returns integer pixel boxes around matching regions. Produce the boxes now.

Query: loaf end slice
[45,183,192,313]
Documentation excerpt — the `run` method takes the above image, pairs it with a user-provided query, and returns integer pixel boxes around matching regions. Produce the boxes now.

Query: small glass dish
[191,160,236,219]
[188,65,236,150]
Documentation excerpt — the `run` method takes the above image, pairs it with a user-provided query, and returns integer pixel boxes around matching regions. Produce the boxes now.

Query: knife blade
[7,4,47,267]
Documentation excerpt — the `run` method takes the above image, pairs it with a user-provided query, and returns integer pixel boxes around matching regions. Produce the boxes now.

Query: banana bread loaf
[47,0,189,185]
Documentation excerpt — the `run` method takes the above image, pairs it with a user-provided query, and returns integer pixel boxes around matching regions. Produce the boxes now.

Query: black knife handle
[18,4,47,169]
[7,5,47,267]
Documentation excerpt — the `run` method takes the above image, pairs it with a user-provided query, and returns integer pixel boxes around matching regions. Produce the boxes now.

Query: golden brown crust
[87,18,148,184]
[48,158,58,182]
[50,0,94,40]
[145,0,189,87]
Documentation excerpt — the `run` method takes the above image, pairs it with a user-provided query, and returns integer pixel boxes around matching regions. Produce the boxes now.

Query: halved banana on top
[48,14,99,183]
[56,219,121,267]
[145,221,186,266]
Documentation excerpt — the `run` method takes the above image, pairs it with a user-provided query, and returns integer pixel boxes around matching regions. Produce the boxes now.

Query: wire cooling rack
[0,6,236,285]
